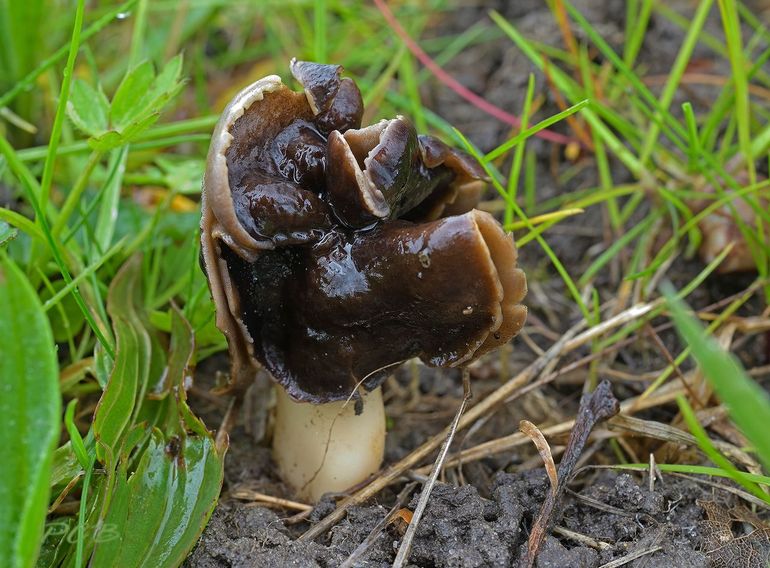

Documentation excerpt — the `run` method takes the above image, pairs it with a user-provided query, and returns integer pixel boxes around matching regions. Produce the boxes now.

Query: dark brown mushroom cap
[201,62,527,401]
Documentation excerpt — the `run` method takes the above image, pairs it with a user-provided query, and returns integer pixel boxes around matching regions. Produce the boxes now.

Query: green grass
[1,0,769,566]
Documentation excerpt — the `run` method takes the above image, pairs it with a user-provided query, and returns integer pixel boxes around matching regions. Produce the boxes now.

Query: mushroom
[200,60,527,501]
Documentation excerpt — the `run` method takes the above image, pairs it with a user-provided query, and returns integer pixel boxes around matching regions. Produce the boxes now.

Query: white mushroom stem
[272,386,385,502]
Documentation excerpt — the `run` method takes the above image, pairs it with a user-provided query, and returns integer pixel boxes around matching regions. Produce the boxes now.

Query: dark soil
[187,471,708,567]
[186,1,769,566]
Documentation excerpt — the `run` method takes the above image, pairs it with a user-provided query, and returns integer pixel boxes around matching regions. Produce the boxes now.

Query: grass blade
[665,286,770,472]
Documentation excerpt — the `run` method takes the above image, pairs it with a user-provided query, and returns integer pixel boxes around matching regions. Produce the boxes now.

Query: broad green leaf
[110,60,154,129]
[117,111,164,143]
[0,220,18,247]
[667,289,770,472]
[66,79,109,136]
[0,255,60,568]
[49,442,80,489]
[90,429,224,568]
[92,255,151,463]
[90,306,224,567]
[89,57,184,151]
[88,113,164,152]
[37,517,77,568]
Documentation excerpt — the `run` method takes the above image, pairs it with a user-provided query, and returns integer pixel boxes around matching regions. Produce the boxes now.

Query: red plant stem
[373,0,575,147]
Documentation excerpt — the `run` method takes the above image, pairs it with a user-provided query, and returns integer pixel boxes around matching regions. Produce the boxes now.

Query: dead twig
[526,380,620,567]
[608,413,760,472]
[428,369,687,473]
[229,488,312,512]
[552,526,611,551]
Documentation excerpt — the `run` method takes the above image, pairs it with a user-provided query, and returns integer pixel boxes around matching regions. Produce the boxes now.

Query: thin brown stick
[392,370,472,568]
[598,546,663,568]
[433,378,686,472]
[230,488,312,512]
[552,526,611,551]
[608,413,759,471]
[526,381,619,567]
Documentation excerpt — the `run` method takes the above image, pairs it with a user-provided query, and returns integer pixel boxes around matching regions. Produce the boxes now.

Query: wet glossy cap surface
[201,61,527,402]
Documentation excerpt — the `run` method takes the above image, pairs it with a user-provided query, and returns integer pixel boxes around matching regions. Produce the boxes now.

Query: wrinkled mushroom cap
[201,61,527,402]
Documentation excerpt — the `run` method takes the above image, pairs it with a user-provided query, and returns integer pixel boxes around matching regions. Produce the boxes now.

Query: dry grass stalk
[392,369,472,568]
[608,414,759,472]
[229,488,312,512]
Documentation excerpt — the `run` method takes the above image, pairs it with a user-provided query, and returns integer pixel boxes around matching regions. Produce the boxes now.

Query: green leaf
[147,54,183,104]
[66,79,109,136]
[89,111,169,152]
[37,517,77,568]
[156,156,206,195]
[0,254,61,568]
[92,255,151,464]
[64,400,90,469]
[88,302,223,567]
[87,130,125,152]
[110,60,155,129]
[666,287,770,472]
[105,56,185,145]
[93,342,114,390]
[49,442,80,489]
[90,429,224,568]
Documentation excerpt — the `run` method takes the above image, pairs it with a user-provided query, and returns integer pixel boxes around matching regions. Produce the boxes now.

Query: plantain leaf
[90,428,224,568]
[90,307,224,567]
[0,255,61,568]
